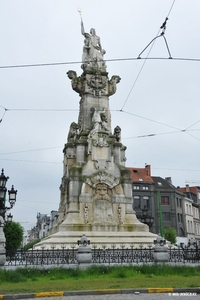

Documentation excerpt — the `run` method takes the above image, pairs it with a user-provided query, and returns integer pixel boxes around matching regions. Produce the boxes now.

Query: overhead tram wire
[0,104,8,123]
[120,0,176,111]
[2,56,200,70]
[0,158,61,164]
[1,127,200,159]
[1,105,200,145]
[118,110,181,131]
[0,106,78,124]
[5,108,78,111]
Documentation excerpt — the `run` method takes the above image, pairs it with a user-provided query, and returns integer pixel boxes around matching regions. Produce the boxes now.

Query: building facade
[129,165,186,243]
[178,185,200,246]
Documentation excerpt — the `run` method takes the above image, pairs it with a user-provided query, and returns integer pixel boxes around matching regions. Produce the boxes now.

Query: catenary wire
[0,128,199,158]
[2,56,200,70]
[118,110,182,131]
[0,158,61,164]
[120,0,176,111]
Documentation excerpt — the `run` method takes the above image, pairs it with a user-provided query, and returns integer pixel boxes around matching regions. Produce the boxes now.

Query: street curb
[0,288,200,299]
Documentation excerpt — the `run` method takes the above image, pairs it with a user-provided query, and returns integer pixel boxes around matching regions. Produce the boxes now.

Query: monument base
[34,224,157,249]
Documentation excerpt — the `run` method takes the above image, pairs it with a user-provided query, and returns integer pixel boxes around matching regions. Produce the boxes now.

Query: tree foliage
[3,221,24,252]
[164,227,177,244]
[24,238,41,250]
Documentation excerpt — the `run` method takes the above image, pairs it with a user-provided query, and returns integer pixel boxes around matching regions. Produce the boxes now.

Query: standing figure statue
[81,21,106,69]
[89,107,108,137]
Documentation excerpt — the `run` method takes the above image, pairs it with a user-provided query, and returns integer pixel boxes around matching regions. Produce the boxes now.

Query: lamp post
[136,206,154,228]
[0,169,17,266]
[0,169,17,220]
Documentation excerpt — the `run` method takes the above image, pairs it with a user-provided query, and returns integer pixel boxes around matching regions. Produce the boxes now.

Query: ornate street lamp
[136,206,154,228]
[0,169,17,219]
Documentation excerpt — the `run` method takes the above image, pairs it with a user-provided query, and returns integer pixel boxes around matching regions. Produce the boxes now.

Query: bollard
[153,236,169,263]
[76,234,92,267]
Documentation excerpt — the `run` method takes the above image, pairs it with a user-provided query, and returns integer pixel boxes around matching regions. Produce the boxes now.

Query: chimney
[165,177,172,184]
[186,184,190,193]
[145,164,151,176]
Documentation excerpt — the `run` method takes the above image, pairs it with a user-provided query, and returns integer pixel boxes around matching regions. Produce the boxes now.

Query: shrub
[164,227,177,244]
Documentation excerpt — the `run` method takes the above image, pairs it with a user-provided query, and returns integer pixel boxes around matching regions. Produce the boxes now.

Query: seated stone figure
[67,122,79,142]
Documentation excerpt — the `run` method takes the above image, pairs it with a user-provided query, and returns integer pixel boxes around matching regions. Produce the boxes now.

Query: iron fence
[4,245,200,267]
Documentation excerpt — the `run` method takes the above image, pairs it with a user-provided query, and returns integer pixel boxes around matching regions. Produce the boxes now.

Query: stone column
[0,216,6,266]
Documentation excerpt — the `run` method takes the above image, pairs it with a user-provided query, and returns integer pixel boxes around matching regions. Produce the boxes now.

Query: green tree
[24,238,41,250]
[3,221,24,252]
[164,227,177,244]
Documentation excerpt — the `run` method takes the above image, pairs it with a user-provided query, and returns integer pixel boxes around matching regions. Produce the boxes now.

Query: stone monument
[35,21,157,249]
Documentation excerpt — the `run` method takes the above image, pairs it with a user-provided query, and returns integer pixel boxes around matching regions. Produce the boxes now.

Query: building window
[188,205,192,215]
[142,186,149,190]
[179,199,182,207]
[143,196,150,208]
[162,212,170,221]
[133,196,140,208]
[133,185,139,190]
[180,214,183,222]
[161,196,169,205]
[177,213,180,222]
[197,223,200,236]
[187,220,193,233]
[190,221,193,233]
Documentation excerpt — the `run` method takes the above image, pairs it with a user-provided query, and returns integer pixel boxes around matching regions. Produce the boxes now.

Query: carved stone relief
[67,70,83,94]
[92,183,113,224]
[93,134,108,147]
[78,98,84,132]
[113,126,121,142]
[87,75,107,97]
[121,145,127,162]
[89,107,108,137]
[67,122,79,142]
[83,171,120,189]
[118,204,123,224]
[84,203,89,224]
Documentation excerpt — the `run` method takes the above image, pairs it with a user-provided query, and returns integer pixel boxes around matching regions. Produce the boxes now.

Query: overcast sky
[0,0,200,233]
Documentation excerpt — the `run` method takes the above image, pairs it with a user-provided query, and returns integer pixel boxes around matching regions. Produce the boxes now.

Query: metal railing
[4,245,200,267]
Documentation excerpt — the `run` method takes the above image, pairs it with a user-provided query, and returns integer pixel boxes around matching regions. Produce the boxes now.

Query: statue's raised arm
[81,20,86,37]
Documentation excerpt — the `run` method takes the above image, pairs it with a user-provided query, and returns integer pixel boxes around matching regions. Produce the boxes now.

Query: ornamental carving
[118,204,123,224]
[83,171,120,189]
[67,122,79,142]
[92,183,113,225]
[87,75,106,97]
[84,203,89,224]
[113,126,121,142]
[107,75,121,96]
[92,133,108,147]
[67,70,83,94]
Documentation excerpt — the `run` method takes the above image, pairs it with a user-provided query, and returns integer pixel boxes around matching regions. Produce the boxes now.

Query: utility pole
[157,190,163,237]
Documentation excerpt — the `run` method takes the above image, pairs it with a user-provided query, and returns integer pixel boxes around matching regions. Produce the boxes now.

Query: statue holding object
[81,20,106,70]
